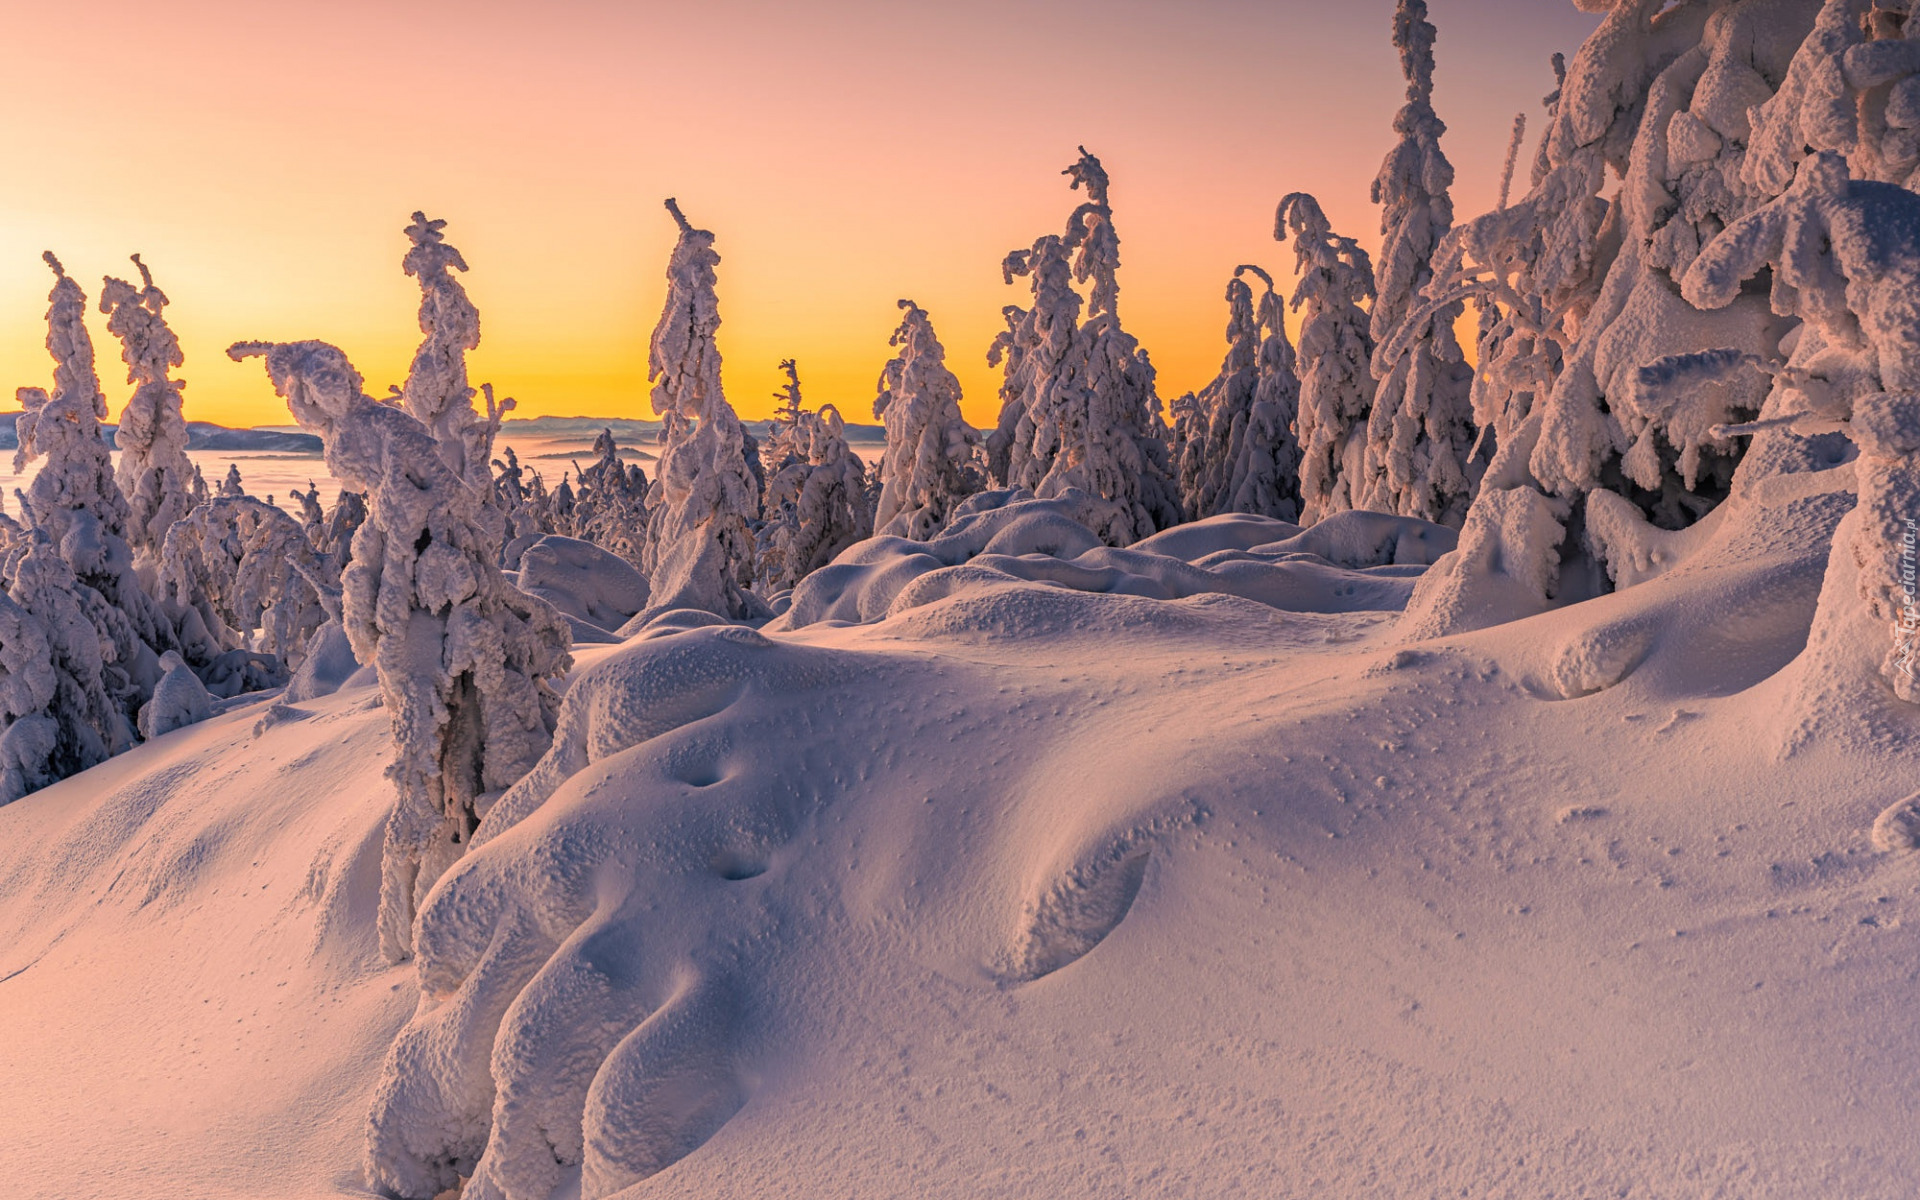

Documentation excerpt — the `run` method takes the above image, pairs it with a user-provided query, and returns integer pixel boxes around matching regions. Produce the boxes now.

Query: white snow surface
[3,469,1918,1198]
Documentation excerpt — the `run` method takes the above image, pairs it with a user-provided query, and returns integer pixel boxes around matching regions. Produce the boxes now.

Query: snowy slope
[4,477,1915,1199]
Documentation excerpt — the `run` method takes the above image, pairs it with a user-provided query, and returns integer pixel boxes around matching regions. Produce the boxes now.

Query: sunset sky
[0,0,1600,429]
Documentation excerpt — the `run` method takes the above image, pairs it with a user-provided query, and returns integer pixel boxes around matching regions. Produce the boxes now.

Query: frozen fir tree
[1682,147,1920,700]
[756,372,873,592]
[1277,192,1378,526]
[872,300,984,539]
[161,495,338,673]
[565,428,649,566]
[99,255,195,563]
[989,149,1181,545]
[1406,0,1823,635]
[1184,267,1304,522]
[1222,266,1305,521]
[219,463,245,498]
[1361,0,1477,528]
[763,358,809,473]
[1181,272,1260,518]
[230,338,573,962]
[0,533,128,804]
[638,200,765,619]
[398,213,512,496]
[13,253,172,702]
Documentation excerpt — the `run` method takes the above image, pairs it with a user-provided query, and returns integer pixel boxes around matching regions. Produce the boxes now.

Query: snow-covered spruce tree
[989,150,1180,544]
[13,253,172,705]
[219,463,245,498]
[1362,0,1477,528]
[100,255,195,563]
[872,300,984,539]
[565,428,649,565]
[1682,148,1920,701]
[1277,192,1378,526]
[229,338,573,963]
[1182,265,1303,522]
[1223,266,1306,521]
[763,358,809,472]
[638,199,765,618]
[1405,0,1819,636]
[1181,273,1260,518]
[757,388,873,591]
[161,495,338,672]
[398,213,513,497]
[0,532,128,804]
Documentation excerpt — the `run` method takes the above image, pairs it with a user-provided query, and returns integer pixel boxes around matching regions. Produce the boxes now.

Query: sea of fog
[0,425,883,515]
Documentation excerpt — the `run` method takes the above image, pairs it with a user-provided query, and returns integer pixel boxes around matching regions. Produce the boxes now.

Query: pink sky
[0,0,1599,428]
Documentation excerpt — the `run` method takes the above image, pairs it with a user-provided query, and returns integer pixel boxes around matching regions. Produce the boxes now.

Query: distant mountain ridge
[0,412,881,453]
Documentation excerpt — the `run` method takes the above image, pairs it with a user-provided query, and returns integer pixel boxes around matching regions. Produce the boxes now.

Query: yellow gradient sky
[0,0,1599,429]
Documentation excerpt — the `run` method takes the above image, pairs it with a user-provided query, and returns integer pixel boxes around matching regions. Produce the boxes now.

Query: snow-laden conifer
[638,200,764,618]
[1181,273,1260,519]
[161,495,338,672]
[13,253,172,704]
[756,366,873,591]
[100,255,195,562]
[0,532,127,803]
[563,428,649,565]
[1222,267,1305,521]
[229,338,573,962]
[1362,0,1476,527]
[1277,193,1377,526]
[989,150,1180,545]
[873,301,984,538]
[398,213,512,496]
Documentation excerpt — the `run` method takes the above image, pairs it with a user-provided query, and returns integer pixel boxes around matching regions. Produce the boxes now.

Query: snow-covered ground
[4,488,1915,1199]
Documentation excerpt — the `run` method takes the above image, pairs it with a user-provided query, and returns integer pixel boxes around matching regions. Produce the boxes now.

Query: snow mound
[770,493,1453,631]
[514,535,651,637]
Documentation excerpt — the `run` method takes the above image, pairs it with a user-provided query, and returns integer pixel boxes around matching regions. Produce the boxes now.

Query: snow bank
[765,493,1451,631]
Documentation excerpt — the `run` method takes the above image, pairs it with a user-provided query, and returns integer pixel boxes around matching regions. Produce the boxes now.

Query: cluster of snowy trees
[9,0,1920,945]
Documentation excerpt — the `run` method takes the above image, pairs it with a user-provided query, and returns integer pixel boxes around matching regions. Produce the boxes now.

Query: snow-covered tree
[397,213,512,496]
[13,253,171,705]
[100,255,195,562]
[1277,192,1378,526]
[1221,267,1305,521]
[1180,272,1260,518]
[0,532,128,804]
[989,149,1181,545]
[638,199,765,618]
[161,495,337,673]
[756,368,873,591]
[872,300,984,539]
[229,338,573,962]
[1361,0,1477,528]
[1407,0,1820,634]
[564,428,649,565]
[1182,265,1304,522]
[219,463,245,498]
[1681,148,1920,700]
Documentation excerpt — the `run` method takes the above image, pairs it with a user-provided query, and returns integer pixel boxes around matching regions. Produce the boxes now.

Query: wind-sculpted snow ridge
[353,462,1920,1198]
[765,491,1454,632]
[229,338,573,964]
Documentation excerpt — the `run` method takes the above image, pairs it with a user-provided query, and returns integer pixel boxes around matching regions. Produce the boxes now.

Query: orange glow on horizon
[1,1,1598,432]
